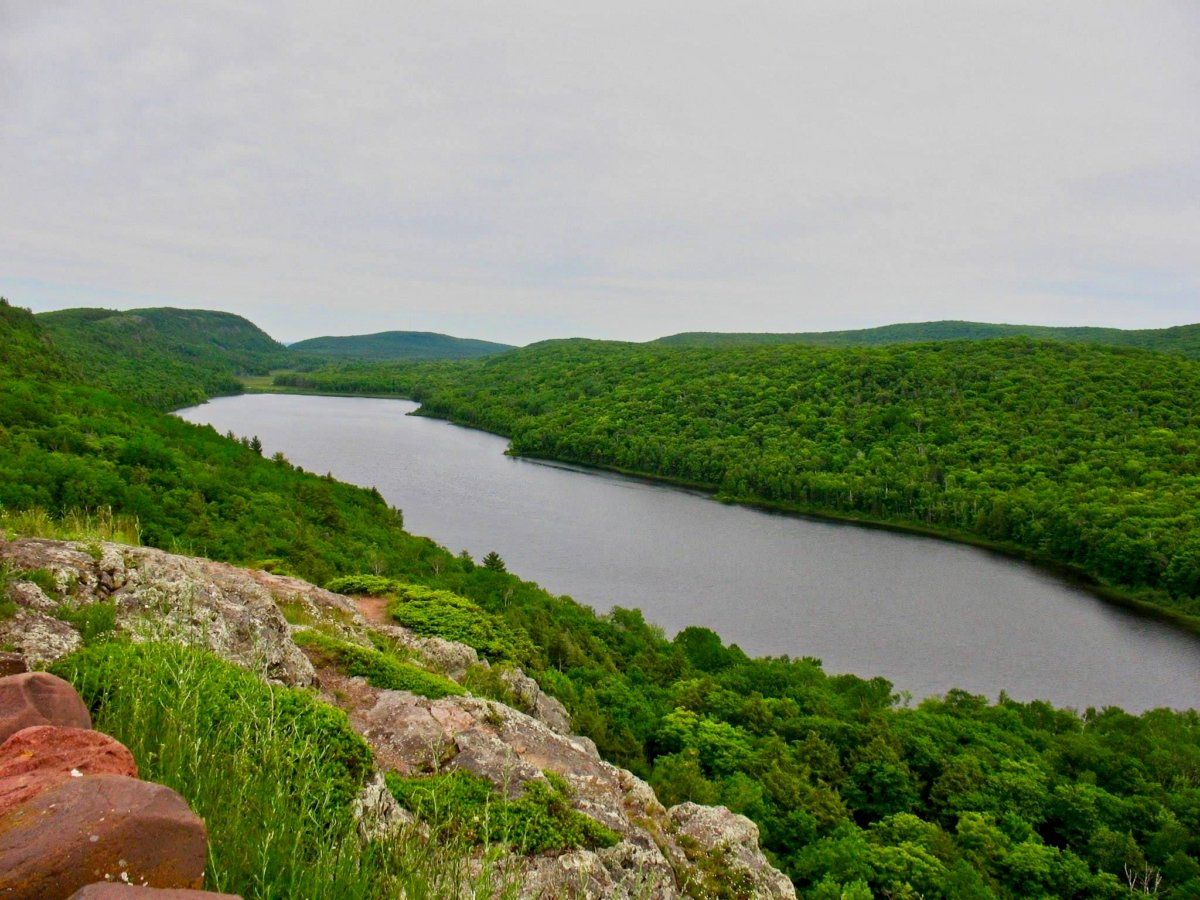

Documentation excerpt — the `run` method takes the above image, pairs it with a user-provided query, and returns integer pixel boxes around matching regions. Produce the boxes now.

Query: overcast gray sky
[1,2,1197,345]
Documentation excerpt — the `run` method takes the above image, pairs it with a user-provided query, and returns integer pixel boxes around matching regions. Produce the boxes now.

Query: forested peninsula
[4,299,1200,897]
[274,337,1200,626]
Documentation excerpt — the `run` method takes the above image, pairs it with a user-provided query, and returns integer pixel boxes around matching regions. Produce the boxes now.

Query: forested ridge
[289,329,514,360]
[275,338,1200,624]
[38,306,284,410]
[655,320,1200,356]
[4,297,1200,896]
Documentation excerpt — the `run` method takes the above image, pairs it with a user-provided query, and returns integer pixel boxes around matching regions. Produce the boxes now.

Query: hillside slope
[290,330,513,360]
[38,306,284,410]
[656,320,1200,356]
[278,338,1200,621]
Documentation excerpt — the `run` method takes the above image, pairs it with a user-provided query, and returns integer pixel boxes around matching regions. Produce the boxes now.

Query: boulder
[668,802,797,899]
[0,774,207,898]
[71,886,241,899]
[0,726,138,815]
[0,672,91,743]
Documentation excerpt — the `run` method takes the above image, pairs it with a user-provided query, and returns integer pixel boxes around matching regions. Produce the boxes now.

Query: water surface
[180,394,1200,711]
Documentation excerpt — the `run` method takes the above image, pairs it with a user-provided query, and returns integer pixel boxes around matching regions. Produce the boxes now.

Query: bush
[387,585,534,663]
[386,769,620,855]
[294,629,465,698]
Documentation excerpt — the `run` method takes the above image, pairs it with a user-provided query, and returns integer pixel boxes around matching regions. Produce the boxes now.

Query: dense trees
[277,338,1200,621]
[4,297,1199,895]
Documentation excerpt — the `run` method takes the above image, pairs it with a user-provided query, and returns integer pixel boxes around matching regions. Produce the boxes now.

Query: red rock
[0,774,208,898]
[0,672,91,742]
[0,652,26,677]
[70,886,242,899]
[0,725,138,815]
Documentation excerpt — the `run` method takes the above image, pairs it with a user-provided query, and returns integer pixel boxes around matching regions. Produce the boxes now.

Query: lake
[179,393,1200,711]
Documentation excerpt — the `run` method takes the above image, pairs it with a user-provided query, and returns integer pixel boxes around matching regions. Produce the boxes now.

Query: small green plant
[0,565,15,621]
[294,629,465,699]
[276,597,314,626]
[52,600,117,643]
[386,769,620,855]
[17,567,60,599]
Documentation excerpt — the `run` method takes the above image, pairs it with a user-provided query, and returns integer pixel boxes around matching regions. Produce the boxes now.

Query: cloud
[1,0,1197,344]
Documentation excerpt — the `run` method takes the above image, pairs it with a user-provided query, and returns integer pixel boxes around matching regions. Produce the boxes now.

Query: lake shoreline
[241,383,1200,638]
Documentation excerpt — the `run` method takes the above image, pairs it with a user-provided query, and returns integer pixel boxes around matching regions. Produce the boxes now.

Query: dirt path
[355,595,390,625]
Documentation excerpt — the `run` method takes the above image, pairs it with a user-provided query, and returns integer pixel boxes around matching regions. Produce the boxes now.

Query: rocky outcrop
[0,672,91,742]
[0,538,313,686]
[0,537,795,898]
[498,666,573,735]
[0,725,138,815]
[0,775,208,897]
[668,802,796,899]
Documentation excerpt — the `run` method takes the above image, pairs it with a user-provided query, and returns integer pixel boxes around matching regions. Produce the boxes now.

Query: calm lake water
[179,394,1200,712]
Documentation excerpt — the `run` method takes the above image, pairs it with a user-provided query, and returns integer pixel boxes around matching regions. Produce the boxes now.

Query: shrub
[326,574,397,596]
[386,769,620,855]
[387,585,534,663]
[52,600,117,643]
[294,628,465,698]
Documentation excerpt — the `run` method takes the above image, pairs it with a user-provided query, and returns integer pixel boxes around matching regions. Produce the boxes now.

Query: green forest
[654,320,1200,356]
[4,298,1200,896]
[275,338,1200,625]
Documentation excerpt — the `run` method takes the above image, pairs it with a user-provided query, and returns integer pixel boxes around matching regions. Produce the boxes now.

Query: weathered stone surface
[0,774,207,898]
[0,539,314,687]
[0,610,82,668]
[70,885,242,899]
[0,652,26,677]
[351,770,414,843]
[498,666,572,735]
[7,580,56,612]
[359,689,660,847]
[369,621,481,680]
[668,802,797,899]
[517,840,680,899]
[0,726,138,815]
[0,672,91,743]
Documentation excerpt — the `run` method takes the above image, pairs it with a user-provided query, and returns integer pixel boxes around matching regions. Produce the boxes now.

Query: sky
[1,2,1197,346]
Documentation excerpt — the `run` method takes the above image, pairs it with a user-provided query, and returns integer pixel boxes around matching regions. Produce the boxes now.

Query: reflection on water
[180,394,1200,712]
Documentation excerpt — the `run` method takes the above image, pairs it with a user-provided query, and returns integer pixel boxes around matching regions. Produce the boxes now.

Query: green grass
[0,505,142,546]
[49,641,514,899]
[294,628,466,698]
[386,769,620,855]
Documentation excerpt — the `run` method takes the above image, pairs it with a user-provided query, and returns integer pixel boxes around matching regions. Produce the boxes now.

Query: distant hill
[38,307,284,410]
[654,320,1200,357]
[289,330,514,361]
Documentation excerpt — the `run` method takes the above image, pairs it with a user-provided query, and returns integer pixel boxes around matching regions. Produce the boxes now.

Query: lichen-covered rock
[668,802,797,899]
[0,774,208,898]
[351,771,414,843]
[517,840,680,899]
[0,611,82,669]
[0,672,91,743]
[498,666,572,734]
[6,580,56,612]
[0,539,314,687]
[0,726,138,815]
